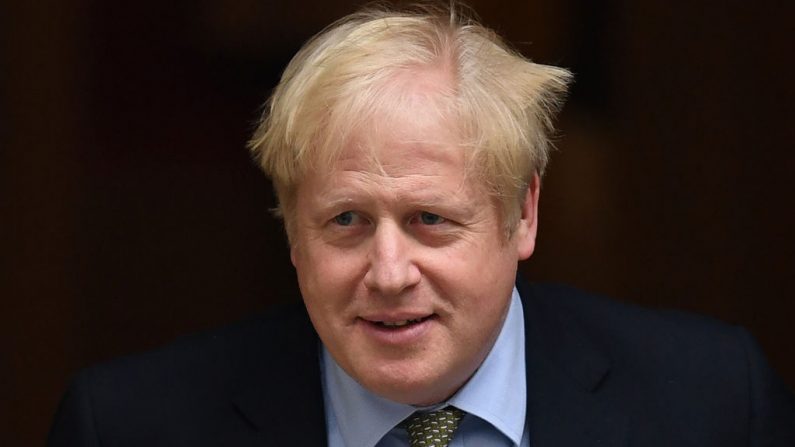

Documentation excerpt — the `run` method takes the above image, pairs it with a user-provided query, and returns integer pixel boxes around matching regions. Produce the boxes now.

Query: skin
[288,74,539,406]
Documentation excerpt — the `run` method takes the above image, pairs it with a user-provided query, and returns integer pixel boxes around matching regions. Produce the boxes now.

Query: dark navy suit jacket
[48,282,795,446]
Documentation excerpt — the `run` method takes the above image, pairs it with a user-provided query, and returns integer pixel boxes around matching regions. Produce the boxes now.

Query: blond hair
[248,2,571,237]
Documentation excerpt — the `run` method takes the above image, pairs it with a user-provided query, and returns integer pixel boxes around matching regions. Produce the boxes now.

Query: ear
[514,174,540,260]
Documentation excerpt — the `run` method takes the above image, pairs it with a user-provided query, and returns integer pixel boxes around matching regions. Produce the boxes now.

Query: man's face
[289,94,538,406]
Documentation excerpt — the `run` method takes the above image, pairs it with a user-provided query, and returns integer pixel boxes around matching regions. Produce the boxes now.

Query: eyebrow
[315,189,479,216]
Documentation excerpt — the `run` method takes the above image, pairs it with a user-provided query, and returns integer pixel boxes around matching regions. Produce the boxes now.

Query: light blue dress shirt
[320,288,530,447]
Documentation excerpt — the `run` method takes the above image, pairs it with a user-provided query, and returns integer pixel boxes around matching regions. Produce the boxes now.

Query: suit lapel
[231,304,328,446]
[519,281,628,447]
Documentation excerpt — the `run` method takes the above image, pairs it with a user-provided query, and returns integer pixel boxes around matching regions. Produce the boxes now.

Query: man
[49,3,795,446]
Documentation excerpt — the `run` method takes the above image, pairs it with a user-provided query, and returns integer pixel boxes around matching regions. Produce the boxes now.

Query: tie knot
[402,406,465,447]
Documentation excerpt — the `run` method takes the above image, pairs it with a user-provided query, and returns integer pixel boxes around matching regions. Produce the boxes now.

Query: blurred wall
[2,1,793,444]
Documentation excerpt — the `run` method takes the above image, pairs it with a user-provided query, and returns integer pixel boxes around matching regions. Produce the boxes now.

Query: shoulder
[80,301,313,391]
[521,282,795,442]
[49,302,318,445]
[522,282,746,360]
[520,281,751,407]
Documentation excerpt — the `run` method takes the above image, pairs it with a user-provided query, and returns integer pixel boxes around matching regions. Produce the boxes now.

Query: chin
[354,360,463,406]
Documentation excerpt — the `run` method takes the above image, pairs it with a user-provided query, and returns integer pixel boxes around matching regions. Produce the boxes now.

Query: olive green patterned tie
[402,406,465,447]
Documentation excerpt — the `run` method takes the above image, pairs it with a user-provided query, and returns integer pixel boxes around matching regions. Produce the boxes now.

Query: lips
[358,313,437,344]
[375,316,431,328]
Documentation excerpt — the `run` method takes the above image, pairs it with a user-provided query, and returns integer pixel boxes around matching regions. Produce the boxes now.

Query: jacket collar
[518,280,628,447]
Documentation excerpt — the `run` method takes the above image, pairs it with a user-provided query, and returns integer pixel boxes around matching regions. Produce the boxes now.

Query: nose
[363,222,421,296]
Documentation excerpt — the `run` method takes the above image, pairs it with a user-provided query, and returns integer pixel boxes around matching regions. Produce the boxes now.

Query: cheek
[294,245,364,308]
[436,243,517,317]
[438,241,517,287]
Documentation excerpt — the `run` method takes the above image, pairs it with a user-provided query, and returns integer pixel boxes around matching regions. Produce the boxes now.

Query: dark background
[2,0,793,444]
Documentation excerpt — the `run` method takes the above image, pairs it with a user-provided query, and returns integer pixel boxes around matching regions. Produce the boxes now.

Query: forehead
[290,67,490,212]
[312,133,473,203]
[337,125,463,176]
[298,107,483,210]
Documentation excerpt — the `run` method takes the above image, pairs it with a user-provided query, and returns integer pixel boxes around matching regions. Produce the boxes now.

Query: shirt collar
[447,287,526,444]
[321,287,527,447]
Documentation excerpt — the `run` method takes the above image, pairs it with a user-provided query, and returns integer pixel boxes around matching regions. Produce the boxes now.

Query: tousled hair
[248,2,571,238]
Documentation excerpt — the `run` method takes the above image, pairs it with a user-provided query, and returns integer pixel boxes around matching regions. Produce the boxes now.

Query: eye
[333,211,359,226]
[418,211,446,225]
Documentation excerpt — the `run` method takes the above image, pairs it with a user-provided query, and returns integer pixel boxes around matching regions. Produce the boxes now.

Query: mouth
[358,312,438,332]
[357,314,436,345]
[371,315,434,329]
